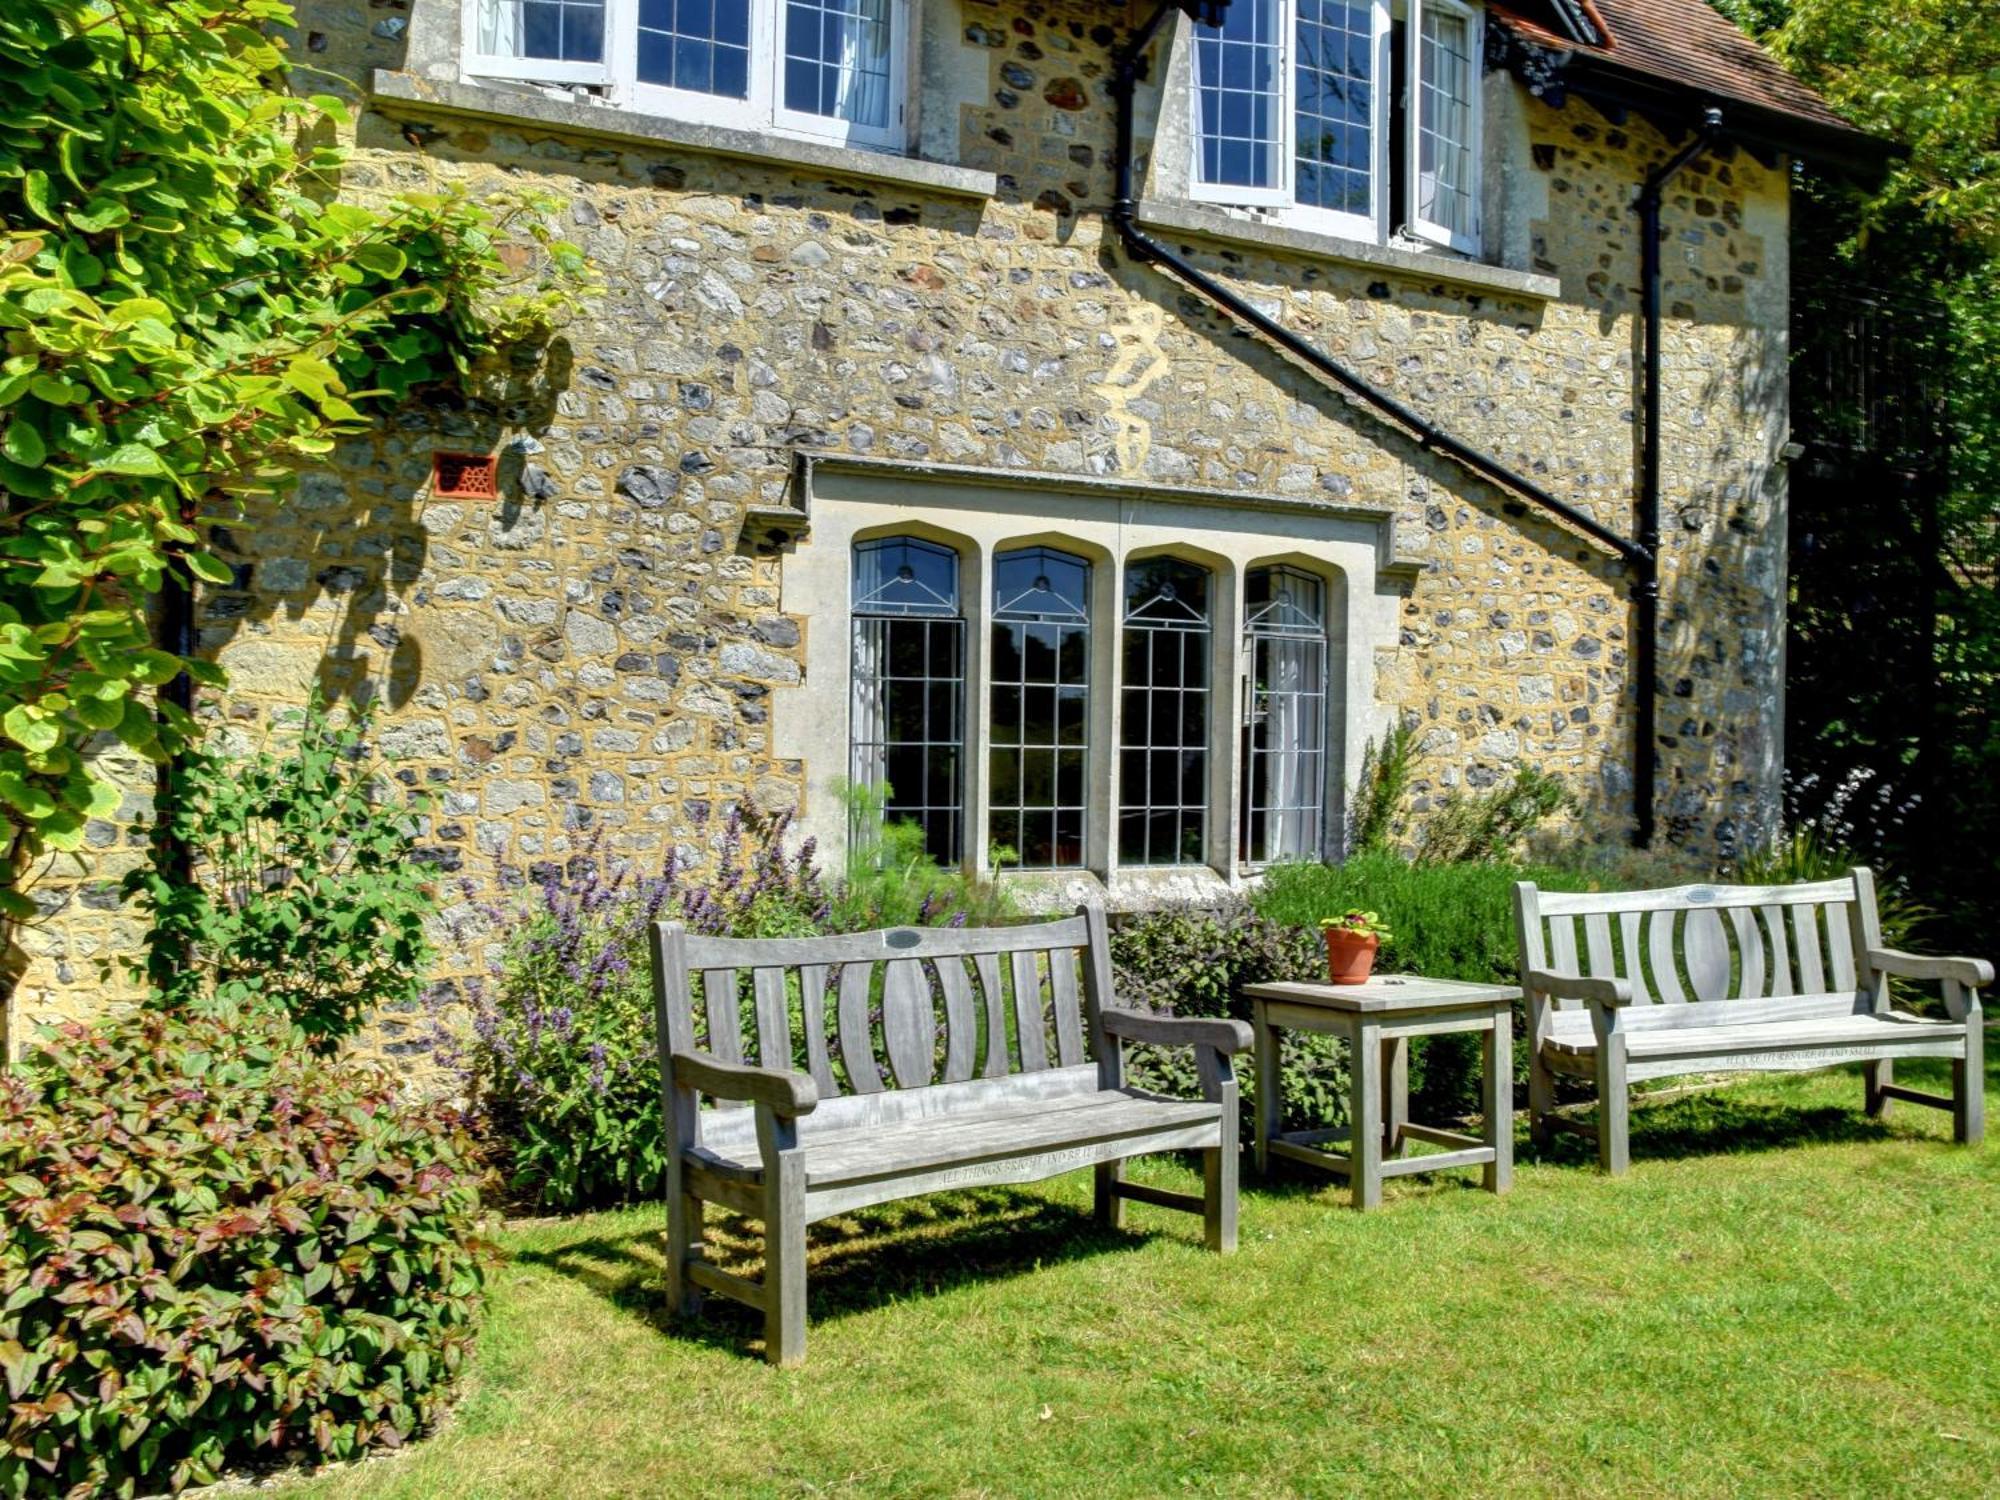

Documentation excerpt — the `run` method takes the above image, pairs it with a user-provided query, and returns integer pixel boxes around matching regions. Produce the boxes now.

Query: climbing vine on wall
[0,0,585,923]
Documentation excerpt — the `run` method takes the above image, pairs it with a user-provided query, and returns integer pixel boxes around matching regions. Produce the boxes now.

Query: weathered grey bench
[649,906,1250,1364]
[1514,867,1988,1173]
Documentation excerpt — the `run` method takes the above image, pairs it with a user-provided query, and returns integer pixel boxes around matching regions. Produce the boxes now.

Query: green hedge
[1,1008,486,1496]
[1252,854,1596,1116]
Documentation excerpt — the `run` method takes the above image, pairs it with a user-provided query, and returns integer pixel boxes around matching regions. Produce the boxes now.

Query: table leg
[1349,1019,1383,1210]
[1382,1035,1409,1158]
[1484,1006,1513,1195]
[1253,1001,1277,1176]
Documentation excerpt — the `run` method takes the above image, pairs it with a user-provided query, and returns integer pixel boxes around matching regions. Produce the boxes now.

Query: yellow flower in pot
[1318,909,1393,985]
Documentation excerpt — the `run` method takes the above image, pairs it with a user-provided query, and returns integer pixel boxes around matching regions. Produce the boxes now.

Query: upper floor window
[467,0,908,148]
[1192,0,1482,254]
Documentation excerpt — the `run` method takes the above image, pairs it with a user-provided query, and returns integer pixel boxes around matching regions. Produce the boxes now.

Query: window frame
[462,0,911,151]
[462,0,614,85]
[1118,556,1217,869]
[988,547,1094,874]
[1186,0,1483,255]
[1404,0,1483,255]
[849,535,968,867]
[1239,564,1331,868]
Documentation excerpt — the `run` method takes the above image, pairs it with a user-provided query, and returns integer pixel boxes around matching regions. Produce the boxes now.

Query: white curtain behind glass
[834,0,892,128]
[477,0,524,57]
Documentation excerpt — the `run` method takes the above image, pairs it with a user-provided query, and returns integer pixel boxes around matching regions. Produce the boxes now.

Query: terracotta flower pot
[1323,927,1380,985]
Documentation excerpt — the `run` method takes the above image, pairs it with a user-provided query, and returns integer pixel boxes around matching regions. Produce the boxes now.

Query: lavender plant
[470,805,1008,1210]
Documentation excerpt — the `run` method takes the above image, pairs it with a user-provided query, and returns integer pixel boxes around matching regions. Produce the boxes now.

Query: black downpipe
[1634,107,1725,850]
[149,556,194,992]
[1109,1,1718,848]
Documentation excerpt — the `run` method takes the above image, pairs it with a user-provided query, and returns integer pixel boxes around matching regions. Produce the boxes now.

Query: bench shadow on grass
[511,1185,1149,1360]
[1522,1059,1985,1169]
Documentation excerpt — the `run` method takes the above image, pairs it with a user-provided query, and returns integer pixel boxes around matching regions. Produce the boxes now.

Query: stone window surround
[378,0,1560,300]
[773,456,1406,911]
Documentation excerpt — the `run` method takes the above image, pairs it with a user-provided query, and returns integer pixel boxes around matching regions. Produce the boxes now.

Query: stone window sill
[1135,197,1562,302]
[368,71,1000,201]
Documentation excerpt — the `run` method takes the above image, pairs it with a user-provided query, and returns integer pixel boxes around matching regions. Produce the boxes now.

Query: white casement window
[464,0,909,149]
[1409,0,1480,252]
[1191,0,1481,252]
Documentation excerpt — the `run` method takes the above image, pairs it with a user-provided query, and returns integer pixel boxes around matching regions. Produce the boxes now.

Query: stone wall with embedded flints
[6,0,1788,1059]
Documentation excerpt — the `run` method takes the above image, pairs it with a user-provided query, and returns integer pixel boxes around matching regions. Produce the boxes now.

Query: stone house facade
[10,0,1874,1046]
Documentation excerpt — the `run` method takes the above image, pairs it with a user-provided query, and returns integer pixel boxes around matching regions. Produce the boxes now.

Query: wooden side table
[1240,975,1520,1210]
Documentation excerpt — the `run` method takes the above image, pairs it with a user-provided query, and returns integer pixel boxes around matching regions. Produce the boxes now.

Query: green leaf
[183,552,233,585]
[2,706,59,754]
[21,169,58,226]
[2,418,46,467]
[96,443,167,477]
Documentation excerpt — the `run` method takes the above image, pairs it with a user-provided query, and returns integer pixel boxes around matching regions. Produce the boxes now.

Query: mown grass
[281,1060,1998,1499]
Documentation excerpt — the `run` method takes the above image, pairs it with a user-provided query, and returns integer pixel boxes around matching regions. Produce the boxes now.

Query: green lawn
[285,1062,1998,1498]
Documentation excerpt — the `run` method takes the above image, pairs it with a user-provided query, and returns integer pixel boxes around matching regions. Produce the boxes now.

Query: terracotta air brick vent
[432,451,499,500]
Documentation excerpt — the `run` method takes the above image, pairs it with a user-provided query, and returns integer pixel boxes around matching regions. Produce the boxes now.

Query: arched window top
[1124,556,1212,630]
[994,546,1091,623]
[1246,565,1326,637]
[853,535,960,616]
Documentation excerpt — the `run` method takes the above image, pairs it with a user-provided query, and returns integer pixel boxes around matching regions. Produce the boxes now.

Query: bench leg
[1204,1081,1240,1253]
[1864,1058,1893,1119]
[1528,1048,1555,1149]
[1955,1021,1984,1146]
[1094,1161,1125,1230]
[665,1184,705,1316]
[758,1113,809,1367]
[1594,1035,1630,1176]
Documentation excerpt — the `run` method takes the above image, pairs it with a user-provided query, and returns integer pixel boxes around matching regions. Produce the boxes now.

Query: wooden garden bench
[1514,867,1988,1173]
[649,906,1250,1364]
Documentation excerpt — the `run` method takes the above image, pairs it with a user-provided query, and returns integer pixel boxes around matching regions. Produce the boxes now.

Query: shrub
[1347,721,1418,855]
[1108,901,1345,1132]
[472,808,1011,1210]
[0,1007,485,1497]
[124,695,437,1051]
[1414,766,1576,866]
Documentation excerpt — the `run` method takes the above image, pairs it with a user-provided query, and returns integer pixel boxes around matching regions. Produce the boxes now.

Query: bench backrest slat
[1515,870,1880,1025]
[655,910,1109,1136]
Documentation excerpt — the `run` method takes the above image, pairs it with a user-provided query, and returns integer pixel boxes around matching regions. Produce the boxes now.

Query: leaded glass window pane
[637,0,753,98]
[1118,558,1212,866]
[1295,0,1374,219]
[1194,0,1283,190]
[784,0,894,128]
[990,548,1090,871]
[1241,566,1328,865]
[1416,5,1476,240]
[851,537,963,865]
[477,0,606,62]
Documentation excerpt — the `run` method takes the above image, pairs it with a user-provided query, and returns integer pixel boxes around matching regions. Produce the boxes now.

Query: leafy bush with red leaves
[0,1008,486,1497]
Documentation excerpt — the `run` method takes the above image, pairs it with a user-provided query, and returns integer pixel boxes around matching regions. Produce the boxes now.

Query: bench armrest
[671,1050,818,1117]
[1865,948,1994,987]
[1100,1008,1254,1054]
[1525,970,1634,1007]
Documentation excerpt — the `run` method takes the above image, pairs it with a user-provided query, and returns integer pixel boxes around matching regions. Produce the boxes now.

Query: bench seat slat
[692,1088,1222,1188]
[1545,1010,1964,1061]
